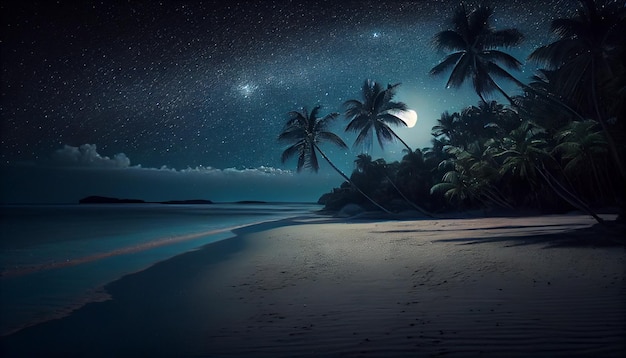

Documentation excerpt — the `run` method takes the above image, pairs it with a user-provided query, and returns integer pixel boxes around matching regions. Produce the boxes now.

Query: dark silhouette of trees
[284,2,623,221]
[528,0,626,182]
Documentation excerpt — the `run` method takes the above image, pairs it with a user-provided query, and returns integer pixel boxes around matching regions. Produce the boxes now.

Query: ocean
[0,202,320,336]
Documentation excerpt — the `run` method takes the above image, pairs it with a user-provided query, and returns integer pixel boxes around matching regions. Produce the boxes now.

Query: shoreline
[1,213,624,356]
[0,213,322,337]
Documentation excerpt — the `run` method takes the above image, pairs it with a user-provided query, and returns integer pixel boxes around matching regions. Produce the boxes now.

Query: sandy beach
[1,213,624,357]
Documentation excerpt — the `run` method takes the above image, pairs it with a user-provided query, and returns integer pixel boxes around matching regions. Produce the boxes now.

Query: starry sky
[0,0,574,203]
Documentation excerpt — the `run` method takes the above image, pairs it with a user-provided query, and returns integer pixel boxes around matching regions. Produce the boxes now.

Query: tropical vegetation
[279,0,625,221]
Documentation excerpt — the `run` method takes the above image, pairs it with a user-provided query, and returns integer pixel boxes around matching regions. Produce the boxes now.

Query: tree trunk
[313,143,392,214]
[590,58,626,181]
[512,77,587,122]
[385,174,434,217]
[390,128,412,153]
[535,163,604,224]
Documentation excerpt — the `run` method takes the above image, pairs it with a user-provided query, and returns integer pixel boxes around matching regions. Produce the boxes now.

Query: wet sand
[1,214,624,357]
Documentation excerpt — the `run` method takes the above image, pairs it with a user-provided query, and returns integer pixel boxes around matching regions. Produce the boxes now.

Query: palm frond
[451,4,470,38]
[430,182,455,195]
[484,29,524,48]
[315,112,339,132]
[485,65,522,95]
[309,105,321,123]
[383,101,407,112]
[468,5,493,37]
[286,110,309,128]
[430,52,464,76]
[280,142,302,164]
[374,124,395,149]
[446,53,472,88]
[442,170,461,184]
[353,123,373,149]
[372,87,388,113]
[528,39,583,68]
[345,114,369,133]
[552,142,580,157]
[551,18,586,38]
[432,30,467,51]
[317,131,348,149]
[483,50,523,70]
[343,99,363,109]
[378,112,407,127]
[278,127,306,142]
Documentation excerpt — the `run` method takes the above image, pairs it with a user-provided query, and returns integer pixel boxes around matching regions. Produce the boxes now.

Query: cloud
[1,144,342,204]
[52,144,131,168]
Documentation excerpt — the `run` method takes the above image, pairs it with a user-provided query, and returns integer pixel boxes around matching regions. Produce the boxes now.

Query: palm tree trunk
[390,129,412,153]
[535,163,604,224]
[510,76,587,122]
[313,143,392,214]
[480,186,515,210]
[590,58,626,181]
[490,78,515,105]
[385,130,437,216]
[385,174,434,217]
[590,158,605,203]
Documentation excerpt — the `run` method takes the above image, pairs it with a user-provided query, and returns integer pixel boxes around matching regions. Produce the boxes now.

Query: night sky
[0,0,573,203]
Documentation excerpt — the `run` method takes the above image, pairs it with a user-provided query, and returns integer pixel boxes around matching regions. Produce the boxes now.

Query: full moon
[394,109,418,128]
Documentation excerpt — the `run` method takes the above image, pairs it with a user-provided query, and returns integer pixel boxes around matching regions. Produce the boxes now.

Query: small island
[78,196,213,205]
[78,196,146,204]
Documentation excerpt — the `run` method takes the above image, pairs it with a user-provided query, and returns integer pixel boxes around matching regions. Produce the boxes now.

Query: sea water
[0,203,319,335]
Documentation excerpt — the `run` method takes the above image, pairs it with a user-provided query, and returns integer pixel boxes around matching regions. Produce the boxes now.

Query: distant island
[78,196,213,205]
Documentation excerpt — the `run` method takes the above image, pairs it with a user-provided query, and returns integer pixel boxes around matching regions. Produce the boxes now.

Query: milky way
[2,0,572,171]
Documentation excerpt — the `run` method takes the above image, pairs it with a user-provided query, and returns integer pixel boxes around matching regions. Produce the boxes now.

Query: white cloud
[0,144,342,203]
[52,144,131,168]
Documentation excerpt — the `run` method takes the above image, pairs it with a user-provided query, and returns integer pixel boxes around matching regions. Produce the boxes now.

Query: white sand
[1,214,624,357]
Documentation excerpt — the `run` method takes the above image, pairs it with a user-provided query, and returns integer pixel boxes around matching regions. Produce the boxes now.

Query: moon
[393,109,418,128]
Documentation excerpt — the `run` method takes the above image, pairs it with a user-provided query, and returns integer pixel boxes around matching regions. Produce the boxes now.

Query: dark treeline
[280,0,625,220]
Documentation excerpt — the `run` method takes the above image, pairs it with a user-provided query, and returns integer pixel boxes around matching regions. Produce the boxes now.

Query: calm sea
[0,203,319,335]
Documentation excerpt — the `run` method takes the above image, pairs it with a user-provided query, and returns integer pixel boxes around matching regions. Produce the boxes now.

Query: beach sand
[1,214,624,357]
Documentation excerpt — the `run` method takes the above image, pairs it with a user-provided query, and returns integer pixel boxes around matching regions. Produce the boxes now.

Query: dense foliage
[282,0,625,218]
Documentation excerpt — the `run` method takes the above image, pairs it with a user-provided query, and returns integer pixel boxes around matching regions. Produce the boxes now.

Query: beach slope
[1,214,624,357]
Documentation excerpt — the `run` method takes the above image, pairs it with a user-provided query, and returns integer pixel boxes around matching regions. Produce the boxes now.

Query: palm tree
[553,120,609,203]
[352,153,387,193]
[432,143,512,210]
[528,0,626,181]
[279,105,391,213]
[431,111,460,145]
[344,79,412,153]
[354,154,381,175]
[469,100,521,136]
[491,121,554,202]
[491,121,604,223]
[430,170,468,210]
[430,4,525,104]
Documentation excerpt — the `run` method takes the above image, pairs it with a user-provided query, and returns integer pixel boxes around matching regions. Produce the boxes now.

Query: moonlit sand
[1,213,624,357]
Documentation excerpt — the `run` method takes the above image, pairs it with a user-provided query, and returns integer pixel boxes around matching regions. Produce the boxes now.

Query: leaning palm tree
[279,105,391,213]
[344,80,412,153]
[430,4,525,104]
[528,0,626,181]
